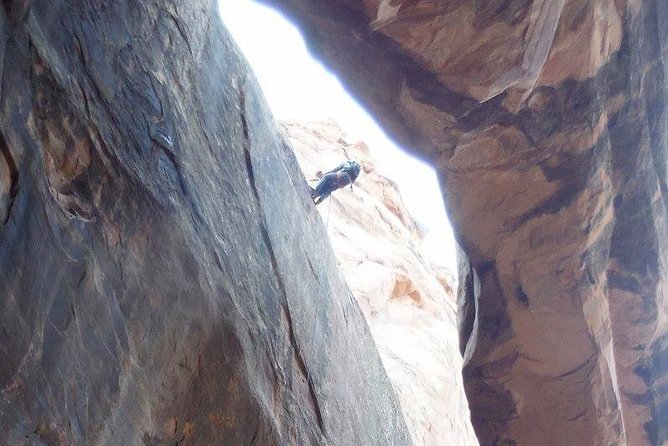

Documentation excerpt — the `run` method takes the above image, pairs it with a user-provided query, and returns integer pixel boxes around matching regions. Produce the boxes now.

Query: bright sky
[218,1,457,272]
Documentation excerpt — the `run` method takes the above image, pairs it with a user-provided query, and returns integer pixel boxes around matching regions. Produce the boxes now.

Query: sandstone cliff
[0,2,411,444]
[259,1,668,445]
[2,0,666,445]
[285,119,479,446]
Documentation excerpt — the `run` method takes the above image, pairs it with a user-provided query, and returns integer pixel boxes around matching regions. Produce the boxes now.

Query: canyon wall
[0,2,411,444]
[260,1,668,444]
[1,0,665,444]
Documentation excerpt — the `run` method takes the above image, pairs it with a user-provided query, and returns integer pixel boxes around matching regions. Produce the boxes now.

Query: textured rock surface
[285,119,479,446]
[259,1,668,445]
[0,1,412,445]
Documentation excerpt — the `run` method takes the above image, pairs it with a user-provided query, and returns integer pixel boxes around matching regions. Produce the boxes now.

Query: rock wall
[0,1,411,444]
[285,119,479,446]
[258,1,668,445]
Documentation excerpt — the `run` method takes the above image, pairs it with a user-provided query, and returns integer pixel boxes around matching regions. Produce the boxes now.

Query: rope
[325,196,332,231]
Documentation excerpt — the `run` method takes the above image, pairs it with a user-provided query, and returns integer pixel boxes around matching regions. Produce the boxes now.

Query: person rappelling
[310,159,361,205]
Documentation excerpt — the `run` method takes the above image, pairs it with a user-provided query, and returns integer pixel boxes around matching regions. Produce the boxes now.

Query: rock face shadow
[0,2,411,445]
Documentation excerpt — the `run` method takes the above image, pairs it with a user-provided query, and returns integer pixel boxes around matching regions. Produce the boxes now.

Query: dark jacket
[325,160,361,186]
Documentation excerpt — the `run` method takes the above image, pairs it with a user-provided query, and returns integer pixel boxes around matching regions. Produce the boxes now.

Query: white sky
[218,1,457,272]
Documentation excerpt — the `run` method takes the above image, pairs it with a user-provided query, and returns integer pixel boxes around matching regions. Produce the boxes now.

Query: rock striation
[0,1,411,445]
[285,119,479,446]
[259,1,668,445]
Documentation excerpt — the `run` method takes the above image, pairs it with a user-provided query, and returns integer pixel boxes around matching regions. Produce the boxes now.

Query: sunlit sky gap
[218,1,457,271]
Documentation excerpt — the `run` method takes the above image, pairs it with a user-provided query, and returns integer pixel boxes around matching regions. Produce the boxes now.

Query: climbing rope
[325,196,332,231]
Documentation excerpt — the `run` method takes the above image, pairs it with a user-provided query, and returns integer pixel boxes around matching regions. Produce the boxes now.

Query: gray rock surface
[0,1,411,444]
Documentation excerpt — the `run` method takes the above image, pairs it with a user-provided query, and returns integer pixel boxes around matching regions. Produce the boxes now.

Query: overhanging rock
[259,0,667,444]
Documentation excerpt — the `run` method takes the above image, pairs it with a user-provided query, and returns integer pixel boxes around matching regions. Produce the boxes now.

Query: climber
[310,159,361,205]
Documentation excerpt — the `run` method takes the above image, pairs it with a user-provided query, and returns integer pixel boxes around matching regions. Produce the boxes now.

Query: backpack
[342,160,361,182]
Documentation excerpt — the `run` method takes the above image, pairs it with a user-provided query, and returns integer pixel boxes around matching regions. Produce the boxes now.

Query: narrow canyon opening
[219,2,475,445]
[218,1,458,274]
[218,1,667,445]
[1,1,663,444]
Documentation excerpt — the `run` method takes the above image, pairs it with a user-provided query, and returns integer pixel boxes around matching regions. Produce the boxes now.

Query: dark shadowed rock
[0,1,411,444]
[256,0,667,444]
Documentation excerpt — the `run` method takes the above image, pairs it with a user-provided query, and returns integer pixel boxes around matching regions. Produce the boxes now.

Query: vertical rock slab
[0,1,411,444]
[257,0,667,444]
[285,120,479,446]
